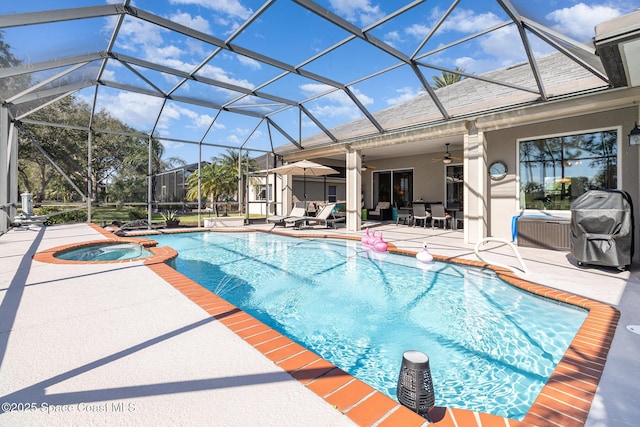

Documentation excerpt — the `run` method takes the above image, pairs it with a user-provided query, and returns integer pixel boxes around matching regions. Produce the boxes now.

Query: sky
[1,0,638,165]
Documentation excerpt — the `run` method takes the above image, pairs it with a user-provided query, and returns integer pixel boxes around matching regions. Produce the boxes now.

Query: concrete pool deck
[1,222,639,426]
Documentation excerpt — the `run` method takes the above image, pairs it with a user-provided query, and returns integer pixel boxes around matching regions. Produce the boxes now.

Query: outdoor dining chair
[412,203,431,228]
[430,204,451,229]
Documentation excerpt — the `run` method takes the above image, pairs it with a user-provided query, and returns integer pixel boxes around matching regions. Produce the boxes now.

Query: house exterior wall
[350,103,640,255]
[154,169,188,204]
[291,177,346,205]
[359,149,464,208]
[248,173,346,217]
[485,106,640,252]
[247,174,283,216]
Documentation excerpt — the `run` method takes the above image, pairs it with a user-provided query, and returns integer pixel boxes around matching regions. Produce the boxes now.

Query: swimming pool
[153,232,587,420]
[55,242,154,261]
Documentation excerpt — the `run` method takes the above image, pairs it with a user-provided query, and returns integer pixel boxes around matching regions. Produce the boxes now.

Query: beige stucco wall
[291,177,346,204]
[485,106,640,252]
[360,148,463,209]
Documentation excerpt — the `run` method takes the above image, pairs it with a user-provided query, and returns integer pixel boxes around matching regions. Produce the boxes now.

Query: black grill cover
[570,190,634,270]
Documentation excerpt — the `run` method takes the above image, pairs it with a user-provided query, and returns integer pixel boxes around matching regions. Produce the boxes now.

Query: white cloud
[300,83,335,96]
[169,0,253,20]
[546,3,621,42]
[439,9,502,33]
[454,57,477,71]
[156,103,218,137]
[300,83,373,120]
[386,87,421,105]
[116,17,164,51]
[328,0,385,26]
[417,7,558,75]
[406,23,430,40]
[383,30,401,48]
[226,134,241,144]
[403,8,501,47]
[237,55,262,70]
[153,45,186,62]
[199,63,254,89]
[85,89,221,139]
[187,112,217,130]
[169,11,211,34]
[89,91,163,130]
[100,68,116,81]
[478,26,529,67]
[351,88,373,106]
[300,83,372,105]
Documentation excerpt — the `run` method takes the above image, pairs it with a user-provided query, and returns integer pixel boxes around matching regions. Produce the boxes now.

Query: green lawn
[31,205,258,226]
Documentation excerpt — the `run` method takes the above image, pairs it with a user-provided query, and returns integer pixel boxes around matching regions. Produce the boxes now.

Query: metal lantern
[396,350,435,416]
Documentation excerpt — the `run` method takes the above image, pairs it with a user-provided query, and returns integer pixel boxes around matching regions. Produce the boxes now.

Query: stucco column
[345,149,362,232]
[282,174,293,215]
[463,121,488,244]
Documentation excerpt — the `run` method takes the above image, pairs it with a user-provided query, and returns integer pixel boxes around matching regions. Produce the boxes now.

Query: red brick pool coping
[33,223,620,427]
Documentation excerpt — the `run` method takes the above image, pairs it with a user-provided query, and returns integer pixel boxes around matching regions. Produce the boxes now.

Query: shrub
[128,209,146,220]
[33,206,87,224]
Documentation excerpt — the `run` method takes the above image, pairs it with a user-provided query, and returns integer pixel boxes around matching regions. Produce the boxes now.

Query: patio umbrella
[262,159,338,200]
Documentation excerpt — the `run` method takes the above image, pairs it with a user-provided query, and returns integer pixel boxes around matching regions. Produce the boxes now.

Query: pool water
[153,232,587,420]
[56,242,153,261]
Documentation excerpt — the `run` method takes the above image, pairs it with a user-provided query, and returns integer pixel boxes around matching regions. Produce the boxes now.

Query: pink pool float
[373,232,388,252]
[361,229,374,246]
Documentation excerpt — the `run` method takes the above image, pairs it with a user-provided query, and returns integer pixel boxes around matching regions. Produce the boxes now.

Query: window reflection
[372,169,413,208]
[446,164,463,208]
[519,130,617,210]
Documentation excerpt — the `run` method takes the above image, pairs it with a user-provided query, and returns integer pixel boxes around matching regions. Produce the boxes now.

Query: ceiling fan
[361,155,376,171]
[433,143,461,164]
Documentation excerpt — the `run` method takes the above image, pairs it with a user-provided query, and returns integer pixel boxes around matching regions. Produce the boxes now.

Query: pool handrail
[474,237,528,274]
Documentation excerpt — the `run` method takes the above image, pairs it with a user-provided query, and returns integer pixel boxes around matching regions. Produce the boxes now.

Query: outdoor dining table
[447,208,462,230]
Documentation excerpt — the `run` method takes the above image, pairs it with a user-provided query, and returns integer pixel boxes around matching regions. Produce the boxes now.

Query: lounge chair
[266,204,307,227]
[113,219,157,236]
[285,203,344,229]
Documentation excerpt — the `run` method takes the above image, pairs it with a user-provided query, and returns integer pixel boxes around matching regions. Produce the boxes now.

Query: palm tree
[217,149,259,212]
[431,67,465,89]
[186,162,229,216]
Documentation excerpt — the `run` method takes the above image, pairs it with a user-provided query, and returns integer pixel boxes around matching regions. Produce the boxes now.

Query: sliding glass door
[372,169,413,208]
[445,164,463,208]
[372,171,391,206]
[393,170,412,208]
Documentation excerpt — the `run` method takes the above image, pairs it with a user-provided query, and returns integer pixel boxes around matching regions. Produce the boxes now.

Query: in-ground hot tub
[55,242,154,261]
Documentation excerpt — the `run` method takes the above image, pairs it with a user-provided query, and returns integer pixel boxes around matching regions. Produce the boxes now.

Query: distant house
[154,162,208,205]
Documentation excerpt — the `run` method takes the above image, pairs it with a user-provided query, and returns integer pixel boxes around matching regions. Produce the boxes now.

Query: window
[519,129,617,210]
[372,171,391,207]
[446,164,463,208]
[256,184,272,201]
[328,185,337,203]
[372,169,413,208]
[393,171,412,208]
